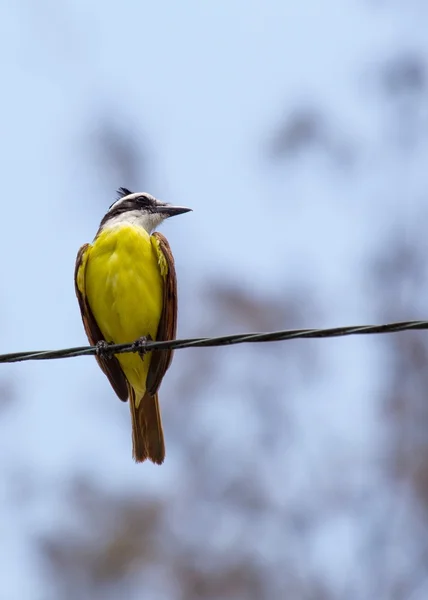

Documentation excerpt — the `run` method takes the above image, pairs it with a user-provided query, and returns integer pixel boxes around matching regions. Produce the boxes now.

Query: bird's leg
[132,335,153,357]
[95,340,115,360]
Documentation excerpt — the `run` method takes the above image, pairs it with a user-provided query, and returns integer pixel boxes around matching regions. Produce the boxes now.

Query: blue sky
[0,0,427,597]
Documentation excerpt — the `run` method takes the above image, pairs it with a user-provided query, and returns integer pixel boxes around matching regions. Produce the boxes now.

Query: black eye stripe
[101,191,160,230]
[110,189,157,210]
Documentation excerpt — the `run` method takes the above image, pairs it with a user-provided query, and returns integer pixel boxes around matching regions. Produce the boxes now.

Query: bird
[74,187,191,464]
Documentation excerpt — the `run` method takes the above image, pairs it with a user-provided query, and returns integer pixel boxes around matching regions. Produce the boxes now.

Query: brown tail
[128,385,165,464]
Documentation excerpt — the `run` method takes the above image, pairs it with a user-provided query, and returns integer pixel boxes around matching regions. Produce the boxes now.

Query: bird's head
[99,187,192,233]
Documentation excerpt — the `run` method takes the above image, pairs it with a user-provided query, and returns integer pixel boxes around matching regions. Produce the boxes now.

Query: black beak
[156,204,192,217]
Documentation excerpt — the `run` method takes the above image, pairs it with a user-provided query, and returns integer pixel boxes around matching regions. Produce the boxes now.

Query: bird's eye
[137,195,157,211]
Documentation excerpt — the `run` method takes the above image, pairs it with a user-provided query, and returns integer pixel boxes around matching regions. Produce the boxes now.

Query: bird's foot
[95,340,114,360]
[132,335,153,357]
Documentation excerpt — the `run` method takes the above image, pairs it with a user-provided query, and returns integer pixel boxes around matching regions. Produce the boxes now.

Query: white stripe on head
[108,192,157,212]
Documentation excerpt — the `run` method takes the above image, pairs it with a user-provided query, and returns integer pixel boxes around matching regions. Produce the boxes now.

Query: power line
[0,320,426,364]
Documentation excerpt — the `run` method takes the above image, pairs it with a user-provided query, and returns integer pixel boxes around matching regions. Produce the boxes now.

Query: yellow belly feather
[84,224,164,397]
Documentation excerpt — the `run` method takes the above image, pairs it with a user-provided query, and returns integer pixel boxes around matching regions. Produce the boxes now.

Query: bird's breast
[85,224,164,346]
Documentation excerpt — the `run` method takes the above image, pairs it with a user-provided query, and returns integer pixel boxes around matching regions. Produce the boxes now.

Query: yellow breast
[85,224,164,396]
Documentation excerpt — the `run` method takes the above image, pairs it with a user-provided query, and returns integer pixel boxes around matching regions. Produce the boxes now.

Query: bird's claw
[132,335,152,357]
[96,340,114,360]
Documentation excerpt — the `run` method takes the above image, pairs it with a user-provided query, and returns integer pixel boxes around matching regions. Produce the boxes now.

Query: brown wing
[146,232,177,394]
[74,243,128,402]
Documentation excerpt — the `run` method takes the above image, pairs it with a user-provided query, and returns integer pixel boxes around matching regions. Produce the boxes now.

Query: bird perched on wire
[74,188,191,464]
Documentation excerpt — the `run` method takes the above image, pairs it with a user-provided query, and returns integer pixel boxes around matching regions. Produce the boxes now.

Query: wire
[0,320,426,364]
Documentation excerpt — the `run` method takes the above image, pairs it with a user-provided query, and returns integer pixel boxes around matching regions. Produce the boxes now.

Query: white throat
[101,209,165,234]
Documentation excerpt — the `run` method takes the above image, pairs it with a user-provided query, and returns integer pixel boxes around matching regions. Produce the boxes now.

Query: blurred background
[0,0,427,598]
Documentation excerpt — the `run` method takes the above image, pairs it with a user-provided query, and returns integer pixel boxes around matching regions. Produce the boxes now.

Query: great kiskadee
[74,187,191,464]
